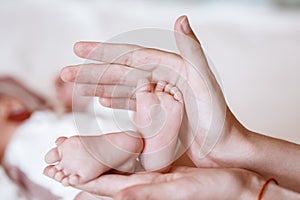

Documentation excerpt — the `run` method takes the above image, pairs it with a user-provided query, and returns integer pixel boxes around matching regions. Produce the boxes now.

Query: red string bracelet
[258,178,279,200]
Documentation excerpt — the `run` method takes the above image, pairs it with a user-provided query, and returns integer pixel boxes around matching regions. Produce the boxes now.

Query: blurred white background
[0,0,299,142]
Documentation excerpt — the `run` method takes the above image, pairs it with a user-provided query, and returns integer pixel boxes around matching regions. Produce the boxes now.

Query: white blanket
[2,98,134,199]
[3,111,83,200]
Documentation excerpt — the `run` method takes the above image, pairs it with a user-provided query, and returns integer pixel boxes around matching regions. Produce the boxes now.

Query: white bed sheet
[0,166,27,200]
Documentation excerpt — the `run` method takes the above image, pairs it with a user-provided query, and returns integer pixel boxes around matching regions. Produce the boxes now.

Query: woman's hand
[74,166,270,200]
[60,16,232,168]
[60,16,300,192]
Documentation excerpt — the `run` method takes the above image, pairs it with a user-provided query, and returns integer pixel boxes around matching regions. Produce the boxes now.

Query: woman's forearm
[246,131,300,192]
[262,181,300,200]
[211,110,300,192]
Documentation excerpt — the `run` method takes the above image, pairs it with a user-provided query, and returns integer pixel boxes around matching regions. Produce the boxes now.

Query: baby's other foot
[134,79,184,172]
[44,132,143,186]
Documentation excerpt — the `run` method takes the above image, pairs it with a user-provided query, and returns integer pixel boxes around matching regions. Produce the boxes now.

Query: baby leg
[134,80,184,171]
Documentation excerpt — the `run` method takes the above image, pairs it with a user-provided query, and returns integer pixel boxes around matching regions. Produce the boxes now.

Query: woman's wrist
[207,108,300,193]
[206,108,256,168]
[238,171,264,200]
[260,181,300,199]
[239,175,300,200]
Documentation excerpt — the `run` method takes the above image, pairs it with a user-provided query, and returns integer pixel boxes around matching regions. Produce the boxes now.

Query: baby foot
[44,132,143,186]
[134,79,184,172]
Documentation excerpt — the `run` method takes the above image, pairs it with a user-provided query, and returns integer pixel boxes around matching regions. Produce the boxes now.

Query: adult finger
[62,64,185,93]
[74,192,111,200]
[115,167,223,200]
[174,16,220,92]
[76,84,135,98]
[174,16,200,44]
[74,167,194,198]
[174,16,227,161]
[174,16,206,65]
[74,175,132,197]
[61,63,151,86]
[75,172,160,197]
[73,41,181,68]
[115,178,197,200]
[99,98,136,111]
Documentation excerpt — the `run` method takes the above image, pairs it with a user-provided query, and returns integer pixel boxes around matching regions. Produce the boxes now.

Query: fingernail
[180,16,192,34]
[73,41,84,54]
[60,67,77,81]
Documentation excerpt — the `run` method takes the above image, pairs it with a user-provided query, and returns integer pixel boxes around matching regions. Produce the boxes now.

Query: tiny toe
[43,165,58,178]
[55,163,64,171]
[68,174,80,185]
[61,177,70,186]
[170,86,178,96]
[63,169,70,176]
[170,87,183,102]
[174,93,183,103]
[174,91,183,103]
[164,83,173,93]
[45,147,61,164]
[155,81,167,92]
[54,171,65,182]
[55,136,68,146]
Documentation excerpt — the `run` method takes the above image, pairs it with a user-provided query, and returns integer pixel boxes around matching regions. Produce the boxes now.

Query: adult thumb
[173,16,227,161]
[175,16,199,43]
[174,16,207,66]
